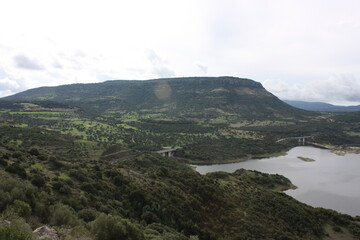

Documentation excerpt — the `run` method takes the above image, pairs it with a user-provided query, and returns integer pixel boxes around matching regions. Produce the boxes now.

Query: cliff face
[4,76,312,120]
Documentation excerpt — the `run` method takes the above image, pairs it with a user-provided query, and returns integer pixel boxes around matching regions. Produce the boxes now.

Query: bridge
[156,148,177,157]
[276,136,313,145]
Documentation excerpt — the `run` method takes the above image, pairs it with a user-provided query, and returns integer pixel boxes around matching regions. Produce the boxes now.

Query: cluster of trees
[175,137,289,163]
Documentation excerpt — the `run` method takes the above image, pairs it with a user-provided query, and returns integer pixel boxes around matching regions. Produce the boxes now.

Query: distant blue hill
[284,100,360,112]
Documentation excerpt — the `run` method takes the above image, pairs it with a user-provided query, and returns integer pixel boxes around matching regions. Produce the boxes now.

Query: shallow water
[194,146,360,216]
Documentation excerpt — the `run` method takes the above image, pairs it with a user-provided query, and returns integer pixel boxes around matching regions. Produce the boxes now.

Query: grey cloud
[74,50,86,58]
[153,66,175,78]
[196,64,208,74]
[316,74,360,102]
[14,54,44,70]
[52,61,63,69]
[0,65,6,78]
[146,49,162,63]
[146,49,175,78]
[264,74,360,105]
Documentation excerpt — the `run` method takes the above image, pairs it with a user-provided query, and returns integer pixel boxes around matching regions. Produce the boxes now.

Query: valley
[0,77,360,240]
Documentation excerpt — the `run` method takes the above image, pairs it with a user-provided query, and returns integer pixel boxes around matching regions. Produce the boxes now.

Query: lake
[194,146,360,216]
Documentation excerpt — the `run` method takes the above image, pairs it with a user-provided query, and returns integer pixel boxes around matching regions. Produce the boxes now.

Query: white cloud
[0,89,15,98]
[0,77,21,98]
[0,77,20,90]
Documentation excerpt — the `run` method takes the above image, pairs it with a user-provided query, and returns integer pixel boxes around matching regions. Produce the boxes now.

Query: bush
[349,222,360,238]
[38,154,48,161]
[91,213,144,240]
[5,200,32,218]
[0,226,32,240]
[31,174,46,188]
[0,191,11,211]
[0,158,8,167]
[50,204,79,227]
[5,163,27,178]
[78,209,98,222]
[12,152,22,158]
[0,217,33,240]
[49,157,63,169]
[29,148,39,156]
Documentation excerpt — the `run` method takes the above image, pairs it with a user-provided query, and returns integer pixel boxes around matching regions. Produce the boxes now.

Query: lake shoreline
[179,151,289,165]
[193,146,360,217]
[308,142,360,155]
[182,142,360,165]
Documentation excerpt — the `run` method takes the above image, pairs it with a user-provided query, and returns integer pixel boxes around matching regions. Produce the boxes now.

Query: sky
[0,0,360,105]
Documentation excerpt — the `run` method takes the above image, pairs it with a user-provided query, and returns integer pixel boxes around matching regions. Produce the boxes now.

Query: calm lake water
[194,146,360,216]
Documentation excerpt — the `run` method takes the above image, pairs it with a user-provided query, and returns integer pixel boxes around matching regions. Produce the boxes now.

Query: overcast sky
[1,0,360,105]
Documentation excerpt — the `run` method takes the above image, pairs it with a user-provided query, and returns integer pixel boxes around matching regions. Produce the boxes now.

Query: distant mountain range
[284,100,360,112]
[3,76,313,121]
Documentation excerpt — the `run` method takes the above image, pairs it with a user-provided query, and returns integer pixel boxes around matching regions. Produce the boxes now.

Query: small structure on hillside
[156,148,177,157]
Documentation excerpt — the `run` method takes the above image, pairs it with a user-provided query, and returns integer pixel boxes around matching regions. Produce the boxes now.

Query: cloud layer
[264,74,360,105]
[0,0,359,105]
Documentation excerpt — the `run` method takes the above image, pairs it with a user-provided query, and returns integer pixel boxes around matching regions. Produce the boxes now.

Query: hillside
[1,78,360,239]
[284,100,360,112]
[1,77,358,164]
[5,77,313,121]
[0,118,359,239]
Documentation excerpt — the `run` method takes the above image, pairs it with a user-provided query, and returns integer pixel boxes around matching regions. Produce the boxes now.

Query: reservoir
[194,146,360,216]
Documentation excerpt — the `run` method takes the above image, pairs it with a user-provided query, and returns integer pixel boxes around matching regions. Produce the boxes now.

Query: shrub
[12,152,22,158]
[0,226,32,240]
[5,163,27,178]
[0,191,11,211]
[31,174,46,188]
[78,209,98,222]
[5,200,32,218]
[91,213,144,240]
[0,217,33,240]
[29,148,39,156]
[50,204,79,227]
[0,158,8,167]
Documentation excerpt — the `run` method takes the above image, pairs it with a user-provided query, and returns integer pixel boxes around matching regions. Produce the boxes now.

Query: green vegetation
[0,77,360,239]
[1,78,359,164]
[4,77,314,121]
[0,116,360,239]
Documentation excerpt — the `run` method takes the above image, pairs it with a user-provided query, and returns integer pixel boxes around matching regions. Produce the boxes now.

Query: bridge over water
[156,148,177,157]
[276,136,313,145]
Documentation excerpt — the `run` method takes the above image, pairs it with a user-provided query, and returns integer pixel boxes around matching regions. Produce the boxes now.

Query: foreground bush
[91,213,144,240]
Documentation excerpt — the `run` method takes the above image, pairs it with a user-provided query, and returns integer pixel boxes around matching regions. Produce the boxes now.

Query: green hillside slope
[4,77,313,121]
[1,119,359,240]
